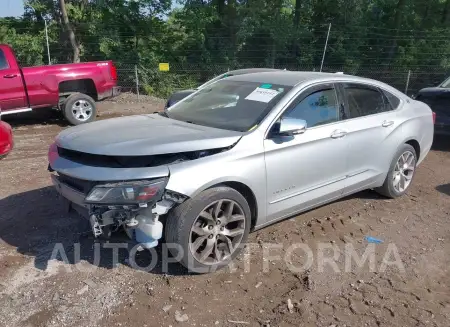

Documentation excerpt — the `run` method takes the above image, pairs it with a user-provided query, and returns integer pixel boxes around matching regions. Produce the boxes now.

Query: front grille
[58,147,122,168]
[57,146,208,168]
[57,173,97,194]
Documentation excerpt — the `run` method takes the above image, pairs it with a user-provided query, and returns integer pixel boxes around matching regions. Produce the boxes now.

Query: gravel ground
[0,98,449,327]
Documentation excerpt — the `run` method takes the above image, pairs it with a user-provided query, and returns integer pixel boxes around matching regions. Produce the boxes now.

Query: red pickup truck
[0,44,120,125]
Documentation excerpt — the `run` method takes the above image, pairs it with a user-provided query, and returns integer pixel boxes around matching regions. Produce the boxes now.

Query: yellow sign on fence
[159,63,169,71]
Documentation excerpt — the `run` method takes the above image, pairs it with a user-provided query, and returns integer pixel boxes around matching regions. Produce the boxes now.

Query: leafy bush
[140,70,198,98]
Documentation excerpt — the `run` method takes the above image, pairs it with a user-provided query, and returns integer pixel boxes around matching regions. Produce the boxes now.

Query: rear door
[0,49,27,111]
[336,82,400,193]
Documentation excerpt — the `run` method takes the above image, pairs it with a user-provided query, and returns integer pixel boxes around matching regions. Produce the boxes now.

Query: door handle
[382,120,394,127]
[3,74,18,78]
[331,130,347,139]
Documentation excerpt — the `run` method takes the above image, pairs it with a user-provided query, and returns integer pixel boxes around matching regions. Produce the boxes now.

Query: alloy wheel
[189,199,246,265]
[392,150,416,193]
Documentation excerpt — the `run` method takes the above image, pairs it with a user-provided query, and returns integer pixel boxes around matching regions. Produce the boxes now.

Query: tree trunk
[228,0,237,63]
[292,0,302,62]
[420,2,429,28]
[387,0,406,62]
[443,0,450,24]
[59,0,80,63]
[217,0,225,18]
[293,0,302,29]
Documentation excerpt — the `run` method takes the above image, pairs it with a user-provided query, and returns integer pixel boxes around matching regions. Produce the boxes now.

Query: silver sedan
[49,71,434,272]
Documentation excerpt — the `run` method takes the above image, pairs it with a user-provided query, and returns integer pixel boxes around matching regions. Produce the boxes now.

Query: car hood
[417,87,446,96]
[56,114,243,156]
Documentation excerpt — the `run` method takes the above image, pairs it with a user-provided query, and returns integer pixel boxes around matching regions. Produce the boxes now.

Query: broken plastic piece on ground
[365,236,384,244]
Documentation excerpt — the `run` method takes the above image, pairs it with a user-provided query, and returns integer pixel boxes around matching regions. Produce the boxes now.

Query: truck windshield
[166,80,291,132]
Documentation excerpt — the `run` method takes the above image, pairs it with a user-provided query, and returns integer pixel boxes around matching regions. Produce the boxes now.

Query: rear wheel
[165,186,251,273]
[62,93,97,125]
[376,144,417,198]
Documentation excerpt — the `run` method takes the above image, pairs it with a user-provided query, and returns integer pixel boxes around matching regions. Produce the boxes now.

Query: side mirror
[278,117,307,136]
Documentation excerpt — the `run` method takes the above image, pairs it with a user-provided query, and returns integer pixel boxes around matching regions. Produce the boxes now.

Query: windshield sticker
[245,87,279,103]
[260,83,272,89]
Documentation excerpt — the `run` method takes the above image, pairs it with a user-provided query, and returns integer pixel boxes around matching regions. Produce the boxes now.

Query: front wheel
[62,93,97,125]
[165,186,251,273]
[376,144,417,198]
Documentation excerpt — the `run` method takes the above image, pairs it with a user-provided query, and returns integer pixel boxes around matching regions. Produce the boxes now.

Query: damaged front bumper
[51,173,185,249]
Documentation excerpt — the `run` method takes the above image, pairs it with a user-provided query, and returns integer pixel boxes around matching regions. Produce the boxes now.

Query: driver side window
[283,86,339,128]
[0,50,9,70]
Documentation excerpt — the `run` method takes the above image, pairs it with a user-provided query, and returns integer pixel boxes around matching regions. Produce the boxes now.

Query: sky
[0,0,24,18]
[0,1,181,18]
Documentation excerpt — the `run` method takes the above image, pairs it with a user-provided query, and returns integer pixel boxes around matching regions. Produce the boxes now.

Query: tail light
[110,63,118,80]
[432,112,436,124]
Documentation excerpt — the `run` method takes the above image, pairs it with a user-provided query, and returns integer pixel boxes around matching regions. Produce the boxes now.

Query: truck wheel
[62,93,97,125]
[165,186,251,273]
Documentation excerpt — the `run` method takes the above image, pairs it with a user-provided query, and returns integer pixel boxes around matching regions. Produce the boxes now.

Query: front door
[0,49,26,111]
[264,83,349,222]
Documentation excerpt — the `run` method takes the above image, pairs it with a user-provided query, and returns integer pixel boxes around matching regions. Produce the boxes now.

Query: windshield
[166,80,291,132]
[441,76,450,88]
[197,73,232,89]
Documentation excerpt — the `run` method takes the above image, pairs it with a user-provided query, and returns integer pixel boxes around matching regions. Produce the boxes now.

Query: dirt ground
[0,94,449,327]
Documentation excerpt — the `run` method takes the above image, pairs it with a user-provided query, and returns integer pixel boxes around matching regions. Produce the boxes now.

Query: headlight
[85,178,167,204]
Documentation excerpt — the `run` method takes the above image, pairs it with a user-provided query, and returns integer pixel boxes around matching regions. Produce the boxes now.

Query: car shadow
[436,183,450,196]
[340,189,384,201]
[0,186,188,276]
[432,135,450,152]
[2,111,69,128]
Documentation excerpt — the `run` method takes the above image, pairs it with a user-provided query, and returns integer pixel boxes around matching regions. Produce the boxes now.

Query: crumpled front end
[48,142,188,249]
[48,139,233,248]
[50,171,185,249]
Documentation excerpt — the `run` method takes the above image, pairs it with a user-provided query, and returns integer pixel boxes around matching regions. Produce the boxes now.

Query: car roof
[225,71,375,87]
[226,68,282,75]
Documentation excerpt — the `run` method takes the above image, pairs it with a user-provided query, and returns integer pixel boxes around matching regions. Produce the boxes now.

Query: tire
[62,93,97,125]
[376,144,417,198]
[165,186,251,273]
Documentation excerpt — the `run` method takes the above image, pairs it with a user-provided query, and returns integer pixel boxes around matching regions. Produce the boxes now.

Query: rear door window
[0,50,9,70]
[343,84,391,118]
[382,90,401,110]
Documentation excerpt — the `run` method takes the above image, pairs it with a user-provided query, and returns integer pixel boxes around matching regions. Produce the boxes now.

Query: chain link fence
[115,63,448,100]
